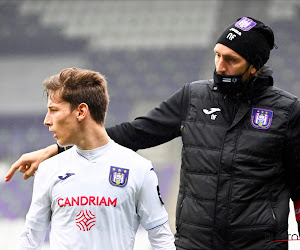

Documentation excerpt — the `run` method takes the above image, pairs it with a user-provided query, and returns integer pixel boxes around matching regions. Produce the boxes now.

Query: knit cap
[216,17,275,70]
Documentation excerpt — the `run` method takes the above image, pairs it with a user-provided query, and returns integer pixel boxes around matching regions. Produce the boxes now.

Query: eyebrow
[215,51,240,60]
[47,105,57,109]
[224,54,239,60]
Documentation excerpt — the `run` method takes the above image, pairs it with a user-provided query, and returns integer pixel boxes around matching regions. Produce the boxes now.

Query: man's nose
[44,112,51,126]
[216,58,226,74]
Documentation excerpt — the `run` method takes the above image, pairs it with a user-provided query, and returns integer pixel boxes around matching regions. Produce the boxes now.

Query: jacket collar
[212,65,274,104]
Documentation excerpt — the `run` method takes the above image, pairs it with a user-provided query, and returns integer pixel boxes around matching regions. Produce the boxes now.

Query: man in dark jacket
[6,17,300,250]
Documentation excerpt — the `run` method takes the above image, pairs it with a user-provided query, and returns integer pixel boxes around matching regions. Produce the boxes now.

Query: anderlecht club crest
[251,108,273,130]
[109,166,129,187]
[235,17,257,31]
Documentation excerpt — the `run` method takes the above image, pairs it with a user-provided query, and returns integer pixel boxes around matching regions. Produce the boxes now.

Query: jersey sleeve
[17,226,47,250]
[137,164,169,230]
[148,223,175,250]
[25,163,52,232]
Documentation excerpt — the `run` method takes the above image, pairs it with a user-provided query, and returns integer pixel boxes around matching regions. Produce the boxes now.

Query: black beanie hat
[216,17,275,70]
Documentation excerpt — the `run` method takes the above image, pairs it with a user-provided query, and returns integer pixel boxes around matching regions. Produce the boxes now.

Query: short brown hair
[43,67,109,124]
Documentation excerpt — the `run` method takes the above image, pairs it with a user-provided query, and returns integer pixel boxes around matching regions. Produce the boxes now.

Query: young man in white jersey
[18,67,175,250]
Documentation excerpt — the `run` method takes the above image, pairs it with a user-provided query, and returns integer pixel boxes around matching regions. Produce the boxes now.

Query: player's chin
[57,139,67,147]
[57,139,74,148]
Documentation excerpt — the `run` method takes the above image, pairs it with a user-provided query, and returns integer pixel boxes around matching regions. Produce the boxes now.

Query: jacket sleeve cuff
[57,144,72,154]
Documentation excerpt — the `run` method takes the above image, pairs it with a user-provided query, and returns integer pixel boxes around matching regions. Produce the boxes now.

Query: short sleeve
[18,226,47,249]
[25,164,52,231]
[137,165,169,230]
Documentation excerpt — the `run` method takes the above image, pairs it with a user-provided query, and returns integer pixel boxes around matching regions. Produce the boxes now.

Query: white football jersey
[25,140,169,250]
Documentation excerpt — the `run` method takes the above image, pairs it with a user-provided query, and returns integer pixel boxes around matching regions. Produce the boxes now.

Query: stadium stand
[0,2,87,55]
[0,115,52,160]
[1,1,300,249]
[268,18,300,93]
[1,0,217,159]
[18,0,219,49]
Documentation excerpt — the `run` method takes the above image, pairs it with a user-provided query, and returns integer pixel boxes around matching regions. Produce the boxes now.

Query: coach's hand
[5,144,58,181]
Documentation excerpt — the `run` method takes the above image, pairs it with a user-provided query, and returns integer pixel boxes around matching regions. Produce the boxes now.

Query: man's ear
[76,103,89,121]
[250,65,257,75]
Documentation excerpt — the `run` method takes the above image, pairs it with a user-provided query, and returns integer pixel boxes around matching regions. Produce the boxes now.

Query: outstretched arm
[5,144,58,181]
[107,83,189,151]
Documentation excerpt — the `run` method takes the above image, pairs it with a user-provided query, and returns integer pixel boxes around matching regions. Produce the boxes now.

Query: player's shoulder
[111,141,152,171]
[112,141,150,162]
[38,146,76,173]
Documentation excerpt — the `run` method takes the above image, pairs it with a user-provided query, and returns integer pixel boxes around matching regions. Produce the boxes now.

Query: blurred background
[0,0,299,249]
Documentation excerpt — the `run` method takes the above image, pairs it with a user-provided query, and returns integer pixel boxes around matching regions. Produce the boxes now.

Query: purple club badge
[235,17,257,31]
[109,166,129,187]
[251,108,273,130]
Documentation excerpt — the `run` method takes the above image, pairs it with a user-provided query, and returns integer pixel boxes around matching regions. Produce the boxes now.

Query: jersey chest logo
[109,166,129,188]
[58,173,75,180]
[251,108,273,130]
[75,209,96,231]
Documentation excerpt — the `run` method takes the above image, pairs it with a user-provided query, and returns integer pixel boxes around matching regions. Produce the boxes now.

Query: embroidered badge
[109,166,129,187]
[235,17,257,31]
[251,108,273,130]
